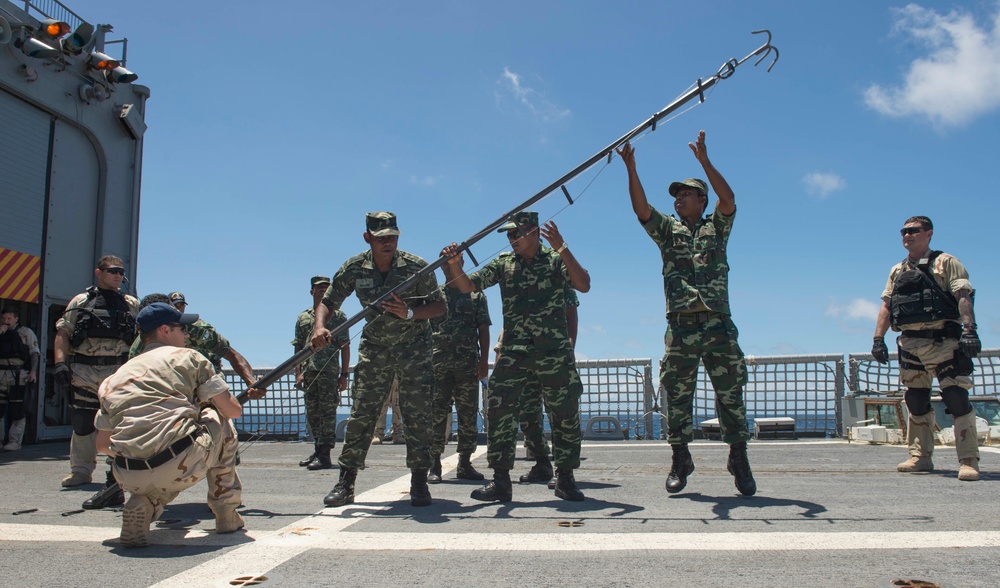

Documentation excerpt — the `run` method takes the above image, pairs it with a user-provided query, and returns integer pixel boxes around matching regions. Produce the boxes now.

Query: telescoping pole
[237,31,778,404]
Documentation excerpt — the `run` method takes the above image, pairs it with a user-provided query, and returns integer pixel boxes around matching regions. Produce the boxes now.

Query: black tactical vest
[69,287,137,347]
[889,250,960,328]
[0,325,30,365]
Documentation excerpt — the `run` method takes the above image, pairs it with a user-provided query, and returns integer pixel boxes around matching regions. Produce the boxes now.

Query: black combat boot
[307,445,334,470]
[471,469,513,502]
[82,470,125,510]
[554,468,585,501]
[323,468,357,507]
[518,455,554,484]
[456,452,485,480]
[427,455,443,484]
[299,446,318,467]
[665,444,695,494]
[410,469,433,506]
[727,441,757,496]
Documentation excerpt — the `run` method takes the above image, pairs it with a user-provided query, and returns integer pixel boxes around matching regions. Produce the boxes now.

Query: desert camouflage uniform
[430,287,491,455]
[322,249,442,470]
[519,284,578,459]
[95,344,241,516]
[293,307,349,446]
[56,289,139,477]
[882,253,974,390]
[130,319,231,372]
[472,246,583,471]
[643,205,750,445]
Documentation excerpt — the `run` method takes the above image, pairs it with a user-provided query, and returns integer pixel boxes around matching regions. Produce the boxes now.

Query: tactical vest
[0,325,30,366]
[889,250,960,328]
[69,287,137,347]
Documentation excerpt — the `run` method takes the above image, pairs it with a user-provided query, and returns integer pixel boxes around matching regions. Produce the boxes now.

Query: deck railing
[229,348,1000,441]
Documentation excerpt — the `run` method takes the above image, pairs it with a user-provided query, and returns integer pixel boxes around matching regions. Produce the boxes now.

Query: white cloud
[864,3,1000,128]
[802,172,846,199]
[826,298,881,322]
[497,67,571,123]
[409,175,440,187]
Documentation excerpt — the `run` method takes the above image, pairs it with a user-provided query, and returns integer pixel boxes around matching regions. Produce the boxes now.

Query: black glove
[871,337,889,364]
[959,329,982,358]
[51,362,72,388]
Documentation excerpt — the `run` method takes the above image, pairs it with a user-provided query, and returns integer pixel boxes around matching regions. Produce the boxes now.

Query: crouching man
[95,302,262,547]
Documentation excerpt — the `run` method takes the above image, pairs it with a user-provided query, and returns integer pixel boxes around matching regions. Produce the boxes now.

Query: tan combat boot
[953,410,980,482]
[897,412,935,473]
[214,508,246,534]
[120,494,156,548]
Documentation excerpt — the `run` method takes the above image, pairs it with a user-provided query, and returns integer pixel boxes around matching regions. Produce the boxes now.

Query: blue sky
[92,0,1000,368]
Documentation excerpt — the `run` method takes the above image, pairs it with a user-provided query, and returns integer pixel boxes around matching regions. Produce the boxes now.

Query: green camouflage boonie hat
[668,178,709,197]
[496,211,539,233]
[310,275,331,287]
[366,212,400,237]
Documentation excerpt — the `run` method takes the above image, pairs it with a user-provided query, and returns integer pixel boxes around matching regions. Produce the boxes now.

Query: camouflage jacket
[470,245,571,351]
[642,205,735,316]
[293,307,349,374]
[431,287,491,369]
[322,249,442,347]
[129,319,231,373]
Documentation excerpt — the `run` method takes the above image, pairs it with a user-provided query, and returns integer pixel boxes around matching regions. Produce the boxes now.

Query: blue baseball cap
[136,302,198,333]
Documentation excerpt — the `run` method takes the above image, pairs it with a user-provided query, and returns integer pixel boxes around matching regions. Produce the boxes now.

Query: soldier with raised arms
[616,131,756,497]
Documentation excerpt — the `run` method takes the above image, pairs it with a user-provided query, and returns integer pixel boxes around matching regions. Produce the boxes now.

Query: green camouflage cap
[496,211,539,233]
[366,211,400,237]
[668,178,709,197]
[310,275,331,287]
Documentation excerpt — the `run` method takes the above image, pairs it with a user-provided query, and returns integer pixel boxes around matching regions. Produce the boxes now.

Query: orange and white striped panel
[0,248,41,303]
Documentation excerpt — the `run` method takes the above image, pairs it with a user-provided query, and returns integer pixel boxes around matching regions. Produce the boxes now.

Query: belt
[114,433,196,471]
[73,354,128,366]
[901,323,961,341]
[668,311,716,325]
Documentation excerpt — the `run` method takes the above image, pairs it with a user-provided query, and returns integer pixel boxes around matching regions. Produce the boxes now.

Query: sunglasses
[506,227,534,240]
[100,267,126,275]
[166,323,188,332]
[900,227,926,236]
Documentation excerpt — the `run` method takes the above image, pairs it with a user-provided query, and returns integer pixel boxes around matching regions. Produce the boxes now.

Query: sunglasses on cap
[100,267,125,275]
[900,227,927,236]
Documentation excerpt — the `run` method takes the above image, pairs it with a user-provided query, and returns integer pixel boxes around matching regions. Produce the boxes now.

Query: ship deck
[1,439,998,587]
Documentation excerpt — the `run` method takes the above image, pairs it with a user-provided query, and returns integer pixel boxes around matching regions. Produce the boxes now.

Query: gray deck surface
[1,439,997,587]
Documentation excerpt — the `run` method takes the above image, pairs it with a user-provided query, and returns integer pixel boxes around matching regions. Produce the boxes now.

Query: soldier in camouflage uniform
[52,255,139,503]
[292,276,350,470]
[427,258,491,483]
[312,212,445,508]
[443,211,591,502]
[872,216,982,481]
[517,283,579,486]
[95,302,259,548]
[617,132,756,497]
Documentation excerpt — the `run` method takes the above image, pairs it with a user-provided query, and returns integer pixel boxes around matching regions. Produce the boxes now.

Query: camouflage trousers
[430,363,480,456]
[113,406,242,513]
[301,368,341,446]
[338,336,435,471]
[519,387,550,459]
[487,344,582,471]
[662,312,750,445]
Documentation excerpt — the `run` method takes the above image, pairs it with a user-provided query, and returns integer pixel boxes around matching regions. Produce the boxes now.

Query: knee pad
[70,408,97,436]
[904,388,933,416]
[939,386,973,417]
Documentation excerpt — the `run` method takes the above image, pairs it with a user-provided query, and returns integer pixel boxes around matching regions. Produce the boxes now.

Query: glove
[871,337,889,364]
[51,362,72,388]
[959,329,982,358]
